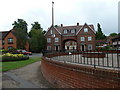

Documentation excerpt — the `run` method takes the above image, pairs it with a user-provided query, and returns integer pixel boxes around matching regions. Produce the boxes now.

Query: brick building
[0,30,29,51]
[45,23,96,51]
[112,35,120,49]
[45,2,96,51]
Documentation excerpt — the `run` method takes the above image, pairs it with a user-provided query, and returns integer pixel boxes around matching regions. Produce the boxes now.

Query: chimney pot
[77,22,79,26]
[61,24,63,27]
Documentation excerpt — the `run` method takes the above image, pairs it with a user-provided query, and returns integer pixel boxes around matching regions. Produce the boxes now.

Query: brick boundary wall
[41,57,120,88]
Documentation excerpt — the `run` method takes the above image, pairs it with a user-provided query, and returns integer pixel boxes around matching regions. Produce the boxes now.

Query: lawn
[1,57,41,72]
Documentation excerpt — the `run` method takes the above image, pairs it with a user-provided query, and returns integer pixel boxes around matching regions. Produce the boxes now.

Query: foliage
[96,23,106,40]
[109,33,118,37]
[0,49,7,54]
[12,19,28,49]
[1,57,41,71]
[6,48,17,53]
[96,46,110,51]
[29,22,46,53]
[2,53,29,62]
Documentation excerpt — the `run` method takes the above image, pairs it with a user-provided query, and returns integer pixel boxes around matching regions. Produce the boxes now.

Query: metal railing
[42,50,120,69]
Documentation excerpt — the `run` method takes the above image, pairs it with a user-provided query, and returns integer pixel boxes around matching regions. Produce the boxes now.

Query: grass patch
[1,57,41,72]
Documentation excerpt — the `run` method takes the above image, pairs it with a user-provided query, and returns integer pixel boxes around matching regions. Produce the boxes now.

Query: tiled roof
[0,31,9,40]
[54,24,95,34]
[0,29,30,40]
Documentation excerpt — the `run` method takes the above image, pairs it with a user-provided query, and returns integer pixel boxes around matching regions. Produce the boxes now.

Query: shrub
[2,53,29,62]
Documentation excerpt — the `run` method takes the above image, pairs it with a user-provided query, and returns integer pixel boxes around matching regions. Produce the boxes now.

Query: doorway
[55,46,59,51]
[81,45,85,51]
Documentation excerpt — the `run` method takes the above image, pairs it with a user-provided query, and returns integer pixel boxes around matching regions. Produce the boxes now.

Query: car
[17,50,32,55]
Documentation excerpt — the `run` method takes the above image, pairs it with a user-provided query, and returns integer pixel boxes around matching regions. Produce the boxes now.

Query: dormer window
[71,29,76,33]
[84,28,88,32]
[64,30,68,34]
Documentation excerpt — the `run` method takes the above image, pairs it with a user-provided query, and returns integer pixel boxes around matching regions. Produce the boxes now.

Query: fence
[42,50,120,69]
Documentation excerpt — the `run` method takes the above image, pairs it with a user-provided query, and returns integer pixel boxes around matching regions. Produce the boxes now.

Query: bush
[2,53,29,62]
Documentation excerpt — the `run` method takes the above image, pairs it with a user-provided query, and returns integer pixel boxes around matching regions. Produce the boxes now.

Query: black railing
[42,50,120,69]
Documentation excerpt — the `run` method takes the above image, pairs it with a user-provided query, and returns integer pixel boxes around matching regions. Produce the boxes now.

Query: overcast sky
[0,0,119,35]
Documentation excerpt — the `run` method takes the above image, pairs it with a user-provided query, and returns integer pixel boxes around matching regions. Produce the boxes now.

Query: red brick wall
[4,32,17,50]
[41,57,120,88]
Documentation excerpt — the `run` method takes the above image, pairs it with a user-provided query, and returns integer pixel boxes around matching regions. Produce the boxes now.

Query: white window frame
[88,45,92,50]
[47,38,51,43]
[80,37,85,41]
[64,30,68,34]
[71,29,75,33]
[55,38,59,42]
[47,46,51,50]
[84,28,88,32]
[88,36,92,41]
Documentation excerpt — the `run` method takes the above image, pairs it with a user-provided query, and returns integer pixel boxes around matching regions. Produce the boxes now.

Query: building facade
[112,35,120,49]
[45,23,96,51]
[0,30,29,51]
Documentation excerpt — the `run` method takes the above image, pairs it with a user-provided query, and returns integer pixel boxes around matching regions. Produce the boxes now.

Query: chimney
[77,22,79,26]
[61,24,63,27]
[52,1,54,26]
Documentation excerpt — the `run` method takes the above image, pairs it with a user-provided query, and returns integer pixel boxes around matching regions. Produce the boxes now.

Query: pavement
[2,53,54,88]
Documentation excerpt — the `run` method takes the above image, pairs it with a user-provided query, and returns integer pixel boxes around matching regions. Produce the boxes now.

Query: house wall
[77,25,96,50]
[3,31,29,51]
[4,32,17,50]
[45,27,61,50]
[0,40,2,49]
[45,24,96,51]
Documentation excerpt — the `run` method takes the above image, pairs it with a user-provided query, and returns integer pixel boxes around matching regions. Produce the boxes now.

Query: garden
[0,50,41,72]
[1,53,29,62]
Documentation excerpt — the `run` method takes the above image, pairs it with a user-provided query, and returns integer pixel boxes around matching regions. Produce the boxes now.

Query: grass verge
[1,57,41,72]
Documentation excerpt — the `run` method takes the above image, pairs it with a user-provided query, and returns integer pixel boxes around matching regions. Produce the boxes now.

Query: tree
[12,19,28,49]
[29,22,46,52]
[109,33,118,37]
[96,23,106,40]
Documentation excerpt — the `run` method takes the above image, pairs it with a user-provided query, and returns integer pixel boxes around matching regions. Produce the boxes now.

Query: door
[81,45,85,51]
[55,46,59,51]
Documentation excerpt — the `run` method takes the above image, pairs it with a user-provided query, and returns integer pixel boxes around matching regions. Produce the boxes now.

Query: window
[8,46,13,50]
[71,29,75,33]
[88,45,92,50]
[47,46,51,50]
[2,40,4,45]
[80,37,85,41]
[50,30,53,34]
[8,38,13,44]
[88,37,92,41]
[55,38,59,42]
[84,28,88,32]
[64,30,68,34]
[47,38,51,43]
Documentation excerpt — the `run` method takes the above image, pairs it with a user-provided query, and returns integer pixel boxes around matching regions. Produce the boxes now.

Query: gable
[76,23,95,35]
[45,25,61,36]
[4,31,16,40]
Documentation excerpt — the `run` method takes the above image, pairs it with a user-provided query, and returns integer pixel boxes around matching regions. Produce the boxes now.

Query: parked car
[17,50,32,55]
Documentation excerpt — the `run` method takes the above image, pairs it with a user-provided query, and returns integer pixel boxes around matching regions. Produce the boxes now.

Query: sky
[0,0,119,35]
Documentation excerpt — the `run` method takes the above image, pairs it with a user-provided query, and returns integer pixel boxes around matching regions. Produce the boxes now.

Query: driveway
[29,53,43,57]
[2,53,54,88]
